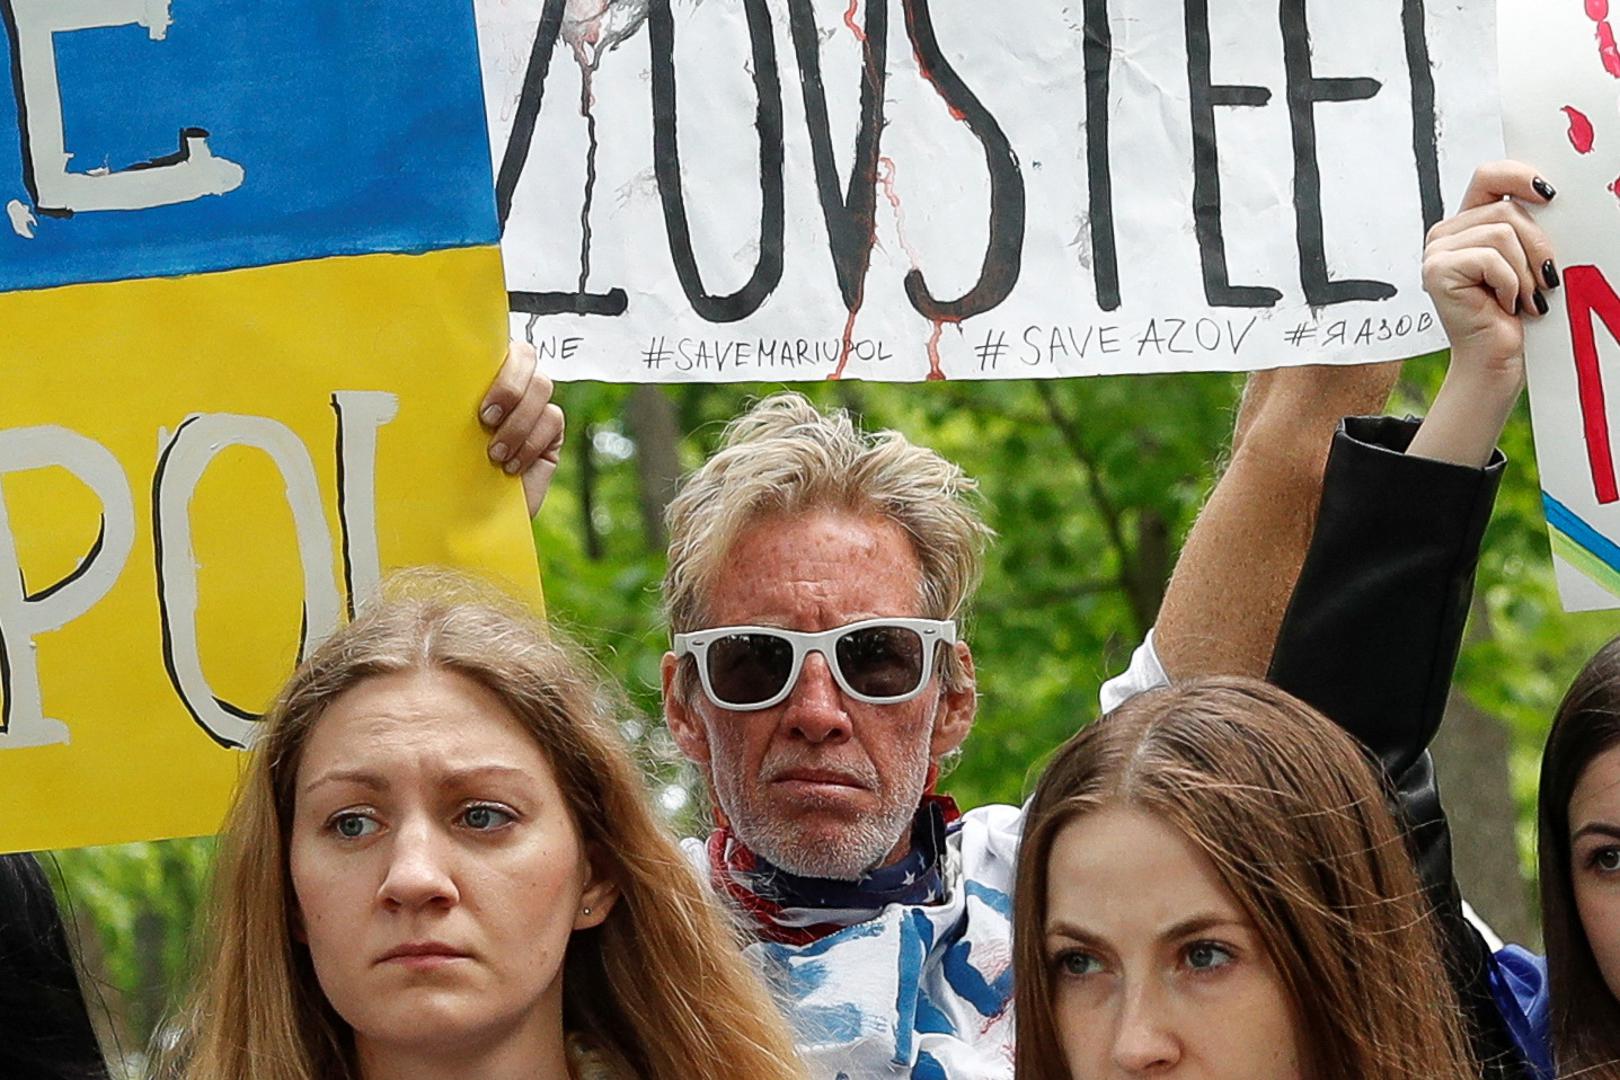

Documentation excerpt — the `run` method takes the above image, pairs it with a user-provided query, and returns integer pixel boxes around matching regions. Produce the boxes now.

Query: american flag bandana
[706,796,962,945]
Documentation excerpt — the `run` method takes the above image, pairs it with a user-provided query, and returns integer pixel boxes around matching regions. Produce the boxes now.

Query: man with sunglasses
[652,365,1398,1078]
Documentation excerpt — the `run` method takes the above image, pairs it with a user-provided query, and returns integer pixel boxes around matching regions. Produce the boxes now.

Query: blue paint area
[1544,491,1620,574]
[0,0,497,292]
[912,1050,948,1079]
[762,937,874,1047]
[790,1003,867,1047]
[965,880,1012,918]
[892,909,937,1064]
[943,938,1014,1018]
[913,989,956,1035]
[773,954,833,997]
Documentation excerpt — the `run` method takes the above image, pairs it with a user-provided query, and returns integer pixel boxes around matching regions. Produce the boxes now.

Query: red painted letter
[1565,265,1620,503]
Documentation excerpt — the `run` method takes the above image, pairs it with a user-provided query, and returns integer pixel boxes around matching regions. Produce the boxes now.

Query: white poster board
[478,0,1502,383]
[1502,0,1620,611]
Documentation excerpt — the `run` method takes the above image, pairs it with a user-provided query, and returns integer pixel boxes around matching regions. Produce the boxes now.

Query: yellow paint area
[0,246,540,853]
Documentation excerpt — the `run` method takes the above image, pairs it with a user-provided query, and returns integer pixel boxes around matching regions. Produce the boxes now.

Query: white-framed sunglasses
[672,617,957,712]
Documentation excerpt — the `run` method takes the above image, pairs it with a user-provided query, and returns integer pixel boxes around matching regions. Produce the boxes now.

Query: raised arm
[1265,161,1555,1080]
[1151,360,1401,679]
[1268,160,1553,771]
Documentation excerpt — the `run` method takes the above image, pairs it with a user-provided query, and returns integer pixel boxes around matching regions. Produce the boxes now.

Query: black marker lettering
[1402,0,1444,233]
[496,0,628,318]
[1082,0,1120,311]
[900,0,1026,321]
[650,0,785,323]
[1184,0,1282,308]
[1280,1,1397,304]
[787,0,887,311]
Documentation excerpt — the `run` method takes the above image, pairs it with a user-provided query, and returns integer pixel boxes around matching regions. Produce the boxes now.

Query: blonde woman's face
[1570,744,1620,1000]
[1043,808,1303,1080]
[289,669,614,1064]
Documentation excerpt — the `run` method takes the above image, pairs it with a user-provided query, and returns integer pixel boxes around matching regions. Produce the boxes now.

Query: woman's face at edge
[1041,806,1303,1080]
[1569,743,1620,1003]
[286,668,617,1065]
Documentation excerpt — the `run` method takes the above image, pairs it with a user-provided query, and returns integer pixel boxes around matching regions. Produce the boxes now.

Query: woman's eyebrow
[301,769,387,797]
[1159,913,1244,941]
[1044,911,1240,946]
[1572,820,1620,843]
[438,764,538,788]
[1044,919,1104,947]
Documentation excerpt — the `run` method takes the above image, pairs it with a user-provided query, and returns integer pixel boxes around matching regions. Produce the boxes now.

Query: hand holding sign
[1409,162,1556,469]
[480,341,568,518]
[1422,163,1558,383]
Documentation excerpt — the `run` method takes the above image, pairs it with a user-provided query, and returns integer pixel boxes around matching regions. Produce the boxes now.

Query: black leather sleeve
[1265,416,1528,1080]
[1267,416,1502,778]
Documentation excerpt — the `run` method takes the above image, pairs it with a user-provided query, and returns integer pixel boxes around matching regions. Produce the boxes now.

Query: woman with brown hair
[162,579,804,1080]
[1012,677,1480,1080]
[1529,648,1620,1078]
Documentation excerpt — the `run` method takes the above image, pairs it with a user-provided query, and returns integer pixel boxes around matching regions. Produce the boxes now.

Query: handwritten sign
[1500,0,1620,612]
[479,0,1503,382]
[0,0,538,854]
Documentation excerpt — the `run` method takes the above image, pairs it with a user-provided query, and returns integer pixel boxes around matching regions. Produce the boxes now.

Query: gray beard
[734,795,919,881]
[716,755,930,882]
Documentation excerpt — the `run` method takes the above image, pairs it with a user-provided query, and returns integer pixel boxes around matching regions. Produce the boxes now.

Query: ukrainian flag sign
[0,0,538,853]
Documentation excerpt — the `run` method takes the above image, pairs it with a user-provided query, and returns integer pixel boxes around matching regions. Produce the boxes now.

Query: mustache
[759,753,881,789]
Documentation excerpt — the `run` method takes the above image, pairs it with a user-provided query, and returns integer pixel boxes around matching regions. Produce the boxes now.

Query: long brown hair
[1013,677,1477,1080]
[1540,637,1620,1080]
[165,575,803,1080]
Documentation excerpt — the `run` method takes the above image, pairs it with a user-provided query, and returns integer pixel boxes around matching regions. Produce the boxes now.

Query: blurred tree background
[48,357,1620,1073]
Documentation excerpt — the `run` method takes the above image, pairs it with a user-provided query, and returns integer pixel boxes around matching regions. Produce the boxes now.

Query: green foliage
[50,837,214,1059]
[536,374,1245,813]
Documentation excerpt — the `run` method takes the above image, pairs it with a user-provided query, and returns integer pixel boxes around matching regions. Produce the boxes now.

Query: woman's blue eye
[462,805,515,831]
[1057,951,1104,977]
[332,813,378,839]
[1185,942,1234,971]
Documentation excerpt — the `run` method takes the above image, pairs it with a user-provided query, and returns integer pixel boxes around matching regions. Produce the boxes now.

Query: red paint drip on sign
[875,157,953,380]
[831,305,861,380]
[1567,106,1597,153]
[843,0,865,42]
[925,321,947,381]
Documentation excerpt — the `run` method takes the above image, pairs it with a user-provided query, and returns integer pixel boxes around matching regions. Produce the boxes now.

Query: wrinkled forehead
[293,669,553,791]
[700,509,930,626]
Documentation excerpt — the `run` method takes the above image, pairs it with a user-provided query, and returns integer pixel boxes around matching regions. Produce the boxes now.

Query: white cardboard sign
[479,0,1501,383]
[1503,0,1620,611]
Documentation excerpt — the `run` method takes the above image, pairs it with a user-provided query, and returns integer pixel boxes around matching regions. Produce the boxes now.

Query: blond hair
[1014,677,1479,1080]
[165,573,803,1080]
[663,393,991,701]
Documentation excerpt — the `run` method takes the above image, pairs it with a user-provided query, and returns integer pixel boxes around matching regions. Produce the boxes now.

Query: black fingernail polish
[1544,260,1561,289]
[1534,289,1550,315]
[1533,176,1558,201]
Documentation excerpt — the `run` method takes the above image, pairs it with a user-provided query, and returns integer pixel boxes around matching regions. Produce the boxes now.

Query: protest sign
[0,0,538,854]
[1500,0,1620,612]
[479,0,1503,383]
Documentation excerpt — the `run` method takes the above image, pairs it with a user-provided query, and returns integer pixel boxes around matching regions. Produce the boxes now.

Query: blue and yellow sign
[0,0,537,853]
